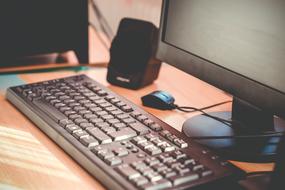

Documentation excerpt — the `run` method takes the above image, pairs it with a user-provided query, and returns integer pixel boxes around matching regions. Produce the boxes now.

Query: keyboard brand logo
[116,76,130,83]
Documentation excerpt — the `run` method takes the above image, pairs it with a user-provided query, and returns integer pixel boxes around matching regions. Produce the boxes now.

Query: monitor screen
[158,0,285,118]
[165,0,285,93]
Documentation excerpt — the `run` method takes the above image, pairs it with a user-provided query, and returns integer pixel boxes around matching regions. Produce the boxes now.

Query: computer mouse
[141,90,175,110]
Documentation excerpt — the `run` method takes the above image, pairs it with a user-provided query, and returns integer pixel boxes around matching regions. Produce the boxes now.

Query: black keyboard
[6,74,244,190]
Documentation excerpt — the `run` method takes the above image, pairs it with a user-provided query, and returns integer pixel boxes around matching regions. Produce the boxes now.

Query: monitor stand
[182,97,285,162]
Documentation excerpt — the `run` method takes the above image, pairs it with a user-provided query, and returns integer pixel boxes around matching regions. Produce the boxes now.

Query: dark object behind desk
[0,0,89,66]
[107,18,161,89]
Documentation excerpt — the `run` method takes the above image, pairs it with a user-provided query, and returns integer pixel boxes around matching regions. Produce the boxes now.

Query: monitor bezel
[156,0,285,119]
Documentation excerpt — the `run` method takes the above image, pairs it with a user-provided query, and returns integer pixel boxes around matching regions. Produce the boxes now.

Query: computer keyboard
[6,74,244,190]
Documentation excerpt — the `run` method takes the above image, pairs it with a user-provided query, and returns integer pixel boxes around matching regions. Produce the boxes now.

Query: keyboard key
[59,119,73,127]
[200,169,214,177]
[170,172,199,186]
[104,95,115,101]
[173,164,190,175]
[138,141,155,150]
[74,118,88,125]
[117,164,141,180]
[145,134,158,141]
[73,130,89,140]
[107,118,120,125]
[84,113,98,120]
[97,89,108,96]
[91,145,107,154]
[131,136,147,145]
[160,130,171,137]
[143,119,155,126]
[113,122,127,130]
[145,171,163,182]
[98,150,115,160]
[145,146,162,156]
[113,147,129,157]
[159,168,176,178]
[105,156,122,166]
[122,117,136,124]
[105,106,118,112]
[66,124,81,134]
[151,163,168,173]
[171,150,187,160]
[144,157,160,166]
[130,111,141,118]
[149,123,162,131]
[110,98,120,104]
[86,128,112,144]
[59,106,71,112]
[110,110,124,116]
[101,114,114,120]
[131,176,148,186]
[140,179,172,190]
[116,114,130,120]
[129,122,150,135]
[96,122,110,129]
[80,136,99,148]
[158,154,173,163]
[69,114,82,120]
[115,101,126,108]
[132,161,148,170]
[137,115,148,122]
[96,111,108,116]
[79,122,94,129]
[160,143,175,152]
[121,105,133,112]
[90,118,104,124]
[109,127,137,141]
[101,127,116,134]
[173,138,188,148]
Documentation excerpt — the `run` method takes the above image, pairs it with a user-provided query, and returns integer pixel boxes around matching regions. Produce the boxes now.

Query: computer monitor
[157,0,285,162]
[0,0,89,66]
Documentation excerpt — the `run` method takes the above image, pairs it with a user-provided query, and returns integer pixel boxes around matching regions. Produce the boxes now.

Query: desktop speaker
[107,18,161,89]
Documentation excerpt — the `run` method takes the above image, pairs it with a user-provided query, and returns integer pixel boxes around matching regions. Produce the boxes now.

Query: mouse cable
[172,100,235,127]
[173,101,285,140]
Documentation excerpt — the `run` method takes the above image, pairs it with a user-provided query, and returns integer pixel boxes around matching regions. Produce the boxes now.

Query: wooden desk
[0,64,273,190]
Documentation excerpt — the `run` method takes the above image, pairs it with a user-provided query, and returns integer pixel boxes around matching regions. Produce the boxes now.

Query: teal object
[0,74,26,94]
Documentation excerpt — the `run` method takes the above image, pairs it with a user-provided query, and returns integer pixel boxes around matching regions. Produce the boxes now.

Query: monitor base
[182,111,285,162]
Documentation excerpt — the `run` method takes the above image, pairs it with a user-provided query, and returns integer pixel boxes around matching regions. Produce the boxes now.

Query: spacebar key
[109,127,137,141]
[33,99,67,123]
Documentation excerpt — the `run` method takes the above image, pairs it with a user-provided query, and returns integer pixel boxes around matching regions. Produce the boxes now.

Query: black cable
[173,101,235,127]
[176,100,232,113]
[173,101,285,140]
[89,0,114,41]
[89,23,110,51]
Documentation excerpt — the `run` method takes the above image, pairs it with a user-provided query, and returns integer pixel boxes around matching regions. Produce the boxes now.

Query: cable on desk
[173,101,285,140]
[172,100,235,127]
